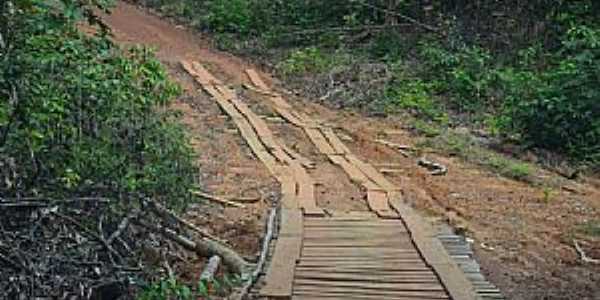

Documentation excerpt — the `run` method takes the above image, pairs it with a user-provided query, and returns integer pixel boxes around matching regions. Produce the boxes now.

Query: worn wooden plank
[275,107,306,127]
[346,154,398,192]
[292,287,449,299]
[327,155,379,190]
[280,209,303,237]
[293,279,445,292]
[298,252,422,260]
[303,232,404,239]
[245,69,270,90]
[320,127,351,154]
[389,199,480,300]
[293,295,445,300]
[260,237,302,298]
[291,162,324,216]
[366,189,391,212]
[280,171,298,209]
[280,144,315,169]
[294,272,439,283]
[303,220,404,226]
[305,128,336,154]
[296,260,427,268]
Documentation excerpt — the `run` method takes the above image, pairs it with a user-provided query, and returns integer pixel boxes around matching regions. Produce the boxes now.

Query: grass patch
[276,47,349,76]
[418,130,535,182]
[577,220,600,237]
[486,155,533,181]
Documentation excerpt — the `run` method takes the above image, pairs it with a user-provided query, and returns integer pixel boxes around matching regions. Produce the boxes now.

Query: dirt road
[101,2,600,299]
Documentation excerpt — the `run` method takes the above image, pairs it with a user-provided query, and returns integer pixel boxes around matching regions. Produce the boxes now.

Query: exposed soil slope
[101,2,600,299]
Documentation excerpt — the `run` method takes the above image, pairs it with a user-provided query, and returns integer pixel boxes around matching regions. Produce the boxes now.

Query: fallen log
[136,219,248,274]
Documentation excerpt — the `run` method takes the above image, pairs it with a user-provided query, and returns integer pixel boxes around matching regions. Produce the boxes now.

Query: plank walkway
[183,62,498,300]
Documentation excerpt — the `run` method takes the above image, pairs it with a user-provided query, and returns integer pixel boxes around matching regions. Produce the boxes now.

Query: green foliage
[497,24,600,161]
[139,275,242,300]
[277,47,334,76]
[1,0,196,208]
[138,278,193,300]
[204,0,252,34]
[486,155,533,181]
[577,220,600,237]
[383,65,447,122]
[135,0,600,163]
[418,42,496,113]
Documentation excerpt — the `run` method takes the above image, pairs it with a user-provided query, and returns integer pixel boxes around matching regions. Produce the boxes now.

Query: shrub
[277,47,333,76]
[417,42,496,113]
[383,67,447,122]
[497,25,600,161]
[0,0,197,208]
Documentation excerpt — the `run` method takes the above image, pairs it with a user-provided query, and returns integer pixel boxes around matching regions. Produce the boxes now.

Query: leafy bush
[497,25,600,161]
[204,0,253,34]
[417,42,496,113]
[277,47,334,76]
[0,0,197,208]
[383,68,446,122]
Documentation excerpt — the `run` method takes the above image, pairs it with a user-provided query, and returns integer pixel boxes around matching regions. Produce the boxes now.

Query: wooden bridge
[182,61,503,300]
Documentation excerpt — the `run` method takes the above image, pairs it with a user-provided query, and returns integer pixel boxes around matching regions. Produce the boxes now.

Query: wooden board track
[244,69,482,300]
[292,214,451,300]
[183,61,323,216]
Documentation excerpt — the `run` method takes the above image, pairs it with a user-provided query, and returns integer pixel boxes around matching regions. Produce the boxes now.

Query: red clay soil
[101,2,600,299]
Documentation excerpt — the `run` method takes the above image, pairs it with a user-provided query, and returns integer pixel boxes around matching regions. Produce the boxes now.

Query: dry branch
[234,208,277,300]
[192,191,246,208]
[355,0,440,33]
[574,240,600,264]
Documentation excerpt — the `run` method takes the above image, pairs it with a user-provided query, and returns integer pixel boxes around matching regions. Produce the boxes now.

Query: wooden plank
[245,69,271,90]
[303,220,403,226]
[305,128,336,154]
[366,189,391,212]
[301,249,420,257]
[280,144,315,169]
[292,287,449,299]
[296,261,427,268]
[291,162,324,216]
[389,199,480,300]
[295,270,436,278]
[280,209,303,237]
[275,107,306,127]
[245,69,294,110]
[320,127,351,154]
[293,279,445,292]
[294,273,439,283]
[298,253,422,260]
[346,154,398,192]
[295,266,430,274]
[260,237,302,298]
[191,61,222,85]
[327,155,379,190]
[303,232,403,239]
[280,171,298,209]
[293,295,445,300]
